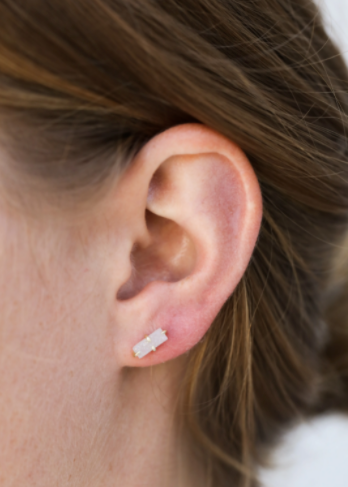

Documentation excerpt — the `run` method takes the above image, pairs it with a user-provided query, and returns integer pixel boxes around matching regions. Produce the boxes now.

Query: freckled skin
[0,208,118,485]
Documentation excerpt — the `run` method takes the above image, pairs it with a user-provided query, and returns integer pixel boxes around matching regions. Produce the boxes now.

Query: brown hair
[1,0,348,485]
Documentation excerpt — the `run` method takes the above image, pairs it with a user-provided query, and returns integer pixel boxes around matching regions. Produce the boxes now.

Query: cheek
[0,215,115,481]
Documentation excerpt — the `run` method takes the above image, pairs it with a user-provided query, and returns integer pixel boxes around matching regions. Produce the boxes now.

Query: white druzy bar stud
[133,328,168,359]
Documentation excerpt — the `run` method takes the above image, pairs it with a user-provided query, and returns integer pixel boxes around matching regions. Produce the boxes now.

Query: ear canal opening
[117,209,197,301]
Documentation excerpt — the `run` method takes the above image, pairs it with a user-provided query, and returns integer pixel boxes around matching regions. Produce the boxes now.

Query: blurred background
[318,0,348,64]
[259,1,348,485]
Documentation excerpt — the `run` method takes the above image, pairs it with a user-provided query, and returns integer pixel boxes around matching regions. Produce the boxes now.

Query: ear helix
[132,328,168,359]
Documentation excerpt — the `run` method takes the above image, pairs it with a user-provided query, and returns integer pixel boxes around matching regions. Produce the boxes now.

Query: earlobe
[114,124,262,367]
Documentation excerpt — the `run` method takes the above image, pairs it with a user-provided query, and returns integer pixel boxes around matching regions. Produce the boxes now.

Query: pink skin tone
[0,124,262,487]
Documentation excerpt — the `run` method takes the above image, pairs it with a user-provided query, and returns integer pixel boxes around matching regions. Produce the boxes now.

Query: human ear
[114,124,262,367]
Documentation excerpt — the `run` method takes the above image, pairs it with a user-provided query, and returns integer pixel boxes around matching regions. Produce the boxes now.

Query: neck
[98,357,202,487]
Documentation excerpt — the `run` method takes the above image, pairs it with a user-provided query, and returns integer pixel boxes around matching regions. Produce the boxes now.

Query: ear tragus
[117,209,196,300]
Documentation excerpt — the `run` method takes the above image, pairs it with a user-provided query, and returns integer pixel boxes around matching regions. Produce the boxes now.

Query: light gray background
[259,1,348,485]
[259,414,348,486]
[318,0,348,64]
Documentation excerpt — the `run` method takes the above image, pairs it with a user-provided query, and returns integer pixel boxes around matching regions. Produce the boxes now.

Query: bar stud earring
[133,328,168,359]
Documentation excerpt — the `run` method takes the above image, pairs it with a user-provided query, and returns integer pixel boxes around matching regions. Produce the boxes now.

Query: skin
[0,124,262,487]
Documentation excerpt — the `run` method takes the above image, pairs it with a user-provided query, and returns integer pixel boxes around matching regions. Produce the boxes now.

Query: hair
[1,0,348,485]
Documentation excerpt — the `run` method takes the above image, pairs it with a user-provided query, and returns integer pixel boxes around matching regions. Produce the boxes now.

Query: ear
[114,124,262,367]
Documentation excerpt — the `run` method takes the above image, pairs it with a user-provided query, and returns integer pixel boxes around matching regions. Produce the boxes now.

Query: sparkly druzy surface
[133,328,168,359]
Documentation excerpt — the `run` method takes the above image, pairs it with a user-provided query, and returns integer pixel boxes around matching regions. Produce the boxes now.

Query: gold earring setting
[133,328,168,359]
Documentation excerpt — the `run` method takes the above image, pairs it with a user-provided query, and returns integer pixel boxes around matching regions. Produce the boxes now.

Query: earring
[133,328,168,359]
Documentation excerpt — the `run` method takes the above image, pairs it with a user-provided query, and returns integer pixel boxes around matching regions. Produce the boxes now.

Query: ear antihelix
[132,328,168,359]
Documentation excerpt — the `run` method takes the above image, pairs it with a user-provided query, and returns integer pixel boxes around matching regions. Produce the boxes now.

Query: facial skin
[0,124,262,487]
